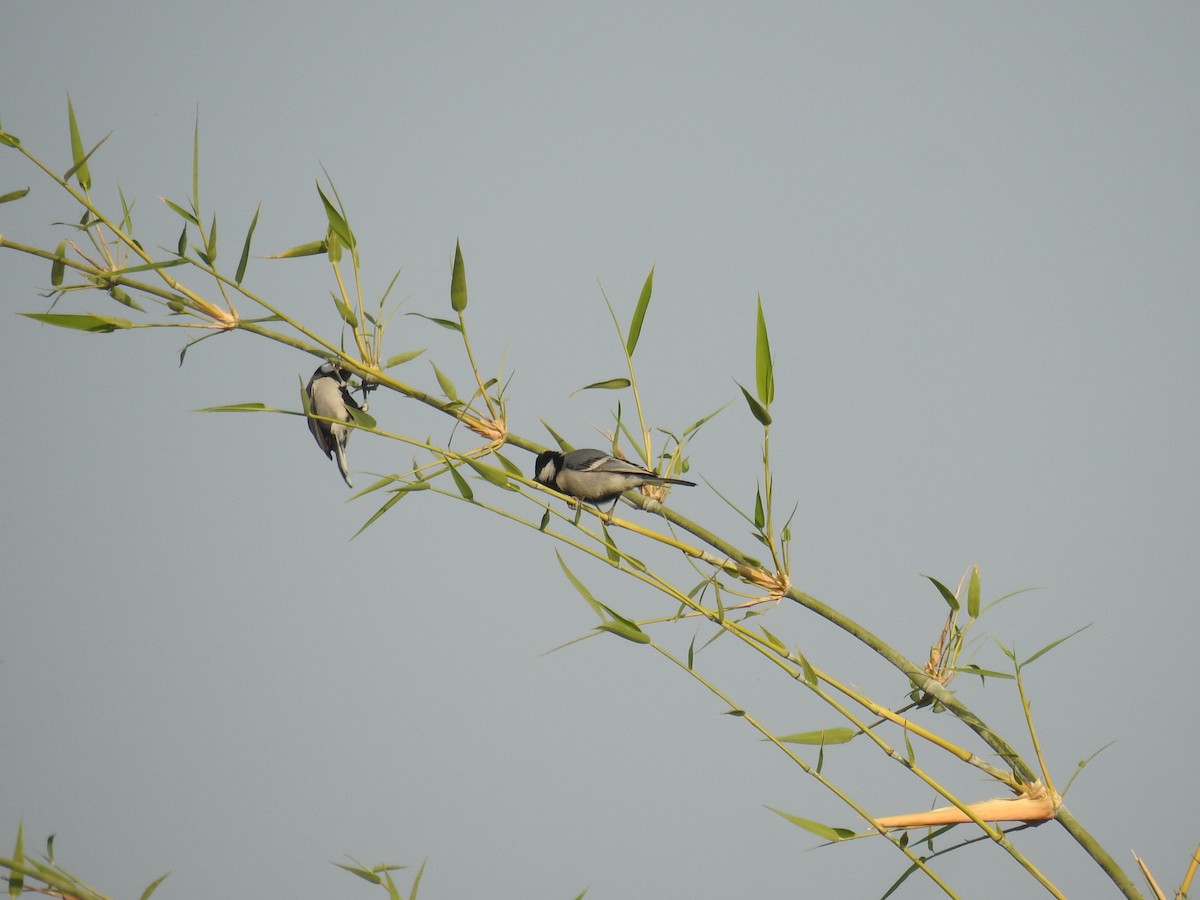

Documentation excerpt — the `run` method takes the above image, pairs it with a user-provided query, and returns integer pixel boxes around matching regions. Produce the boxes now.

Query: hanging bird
[306,361,362,488]
[533,448,695,511]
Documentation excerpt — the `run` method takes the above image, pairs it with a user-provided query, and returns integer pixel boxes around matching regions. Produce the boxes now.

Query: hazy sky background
[2,4,1198,898]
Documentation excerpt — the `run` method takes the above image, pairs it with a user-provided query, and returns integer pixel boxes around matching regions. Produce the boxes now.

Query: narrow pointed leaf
[798,651,818,687]
[347,406,376,429]
[177,224,188,256]
[384,348,426,368]
[8,821,24,898]
[333,863,382,885]
[755,295,774,405]
[0,187,29,204]
[162,197,200,226]
[235,203,260,284]
[924,574,959,611]
[205,213,218,262]
[597,621,651,644]
[766,807,853,841]
[405,312,462,332]
[21,312,128,332]
[198,402,272,412]
[778,728,856,745]
[448,463,473,500]
[317,183,355,249]
[270,240,328,258]
[450,239,468,312]
[0,129,20,147]
[572,378,630,395]
[431,362,458,401]
[333,293,358,327]
[736,382,772,426]
[967,564,981,619]
[64,132,112,186]
[539,509,550,531]
[1023,624,1092,667]
[464,457,512,489]
[66,95,91,190]
[556,552,605,620]
[108,286,146,312]
[682,400,731,437]
[351,489,415,539]
[626,265,653,356]
[753,488,765,529]
[139,872,172,900]
[192,113,200,216]
[50,241,67,286]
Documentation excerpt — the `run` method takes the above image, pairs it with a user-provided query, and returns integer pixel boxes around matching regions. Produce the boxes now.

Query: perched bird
[533,448,696,511]
[306,361,362,488]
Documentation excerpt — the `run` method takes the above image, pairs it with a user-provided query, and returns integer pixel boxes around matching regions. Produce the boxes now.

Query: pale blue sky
[2,4,1198,898]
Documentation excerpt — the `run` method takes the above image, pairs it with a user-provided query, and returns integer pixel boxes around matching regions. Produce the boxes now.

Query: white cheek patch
[536,460,558,485]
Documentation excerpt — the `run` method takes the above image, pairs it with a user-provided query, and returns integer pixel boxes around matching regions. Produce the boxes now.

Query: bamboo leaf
[753,488,764,529]
[572,378,630,395]
[20,312,129,332]
[556,552,605,620]
[317,183,355,250]
[176,224,187,257]
[9,821,25,899]
[736,382,772,426]
[270,240,328,259]
[431,362,459,401]
[765,807,853,841]
[50,240,67,286]
[1023,624,1092,667]
[205,212,218,263]
[192,112,200,217]
[755,295,774,406]
[405,312,463,332]
[464,457,512,489]
[448,463,473,500]
[333,292,358,328]
[351,489,417,539]
[626,265,653,356]
[235,203,260,284]
[0,187,29,204]
[139,872,172,900]
[597,620,651,644]
[778,728,856,745]
[347,406,376,430]
[967,564,981,619]
[198,402,272,412]
[924,574,959,611]
[162,197,200,226]
[108,285,146,312]
[798,651,818,687]
[682,400,731,437]
[333,862,382,885]
[384,348,426,368]
[66,95,91,190]
[451,238,468,312]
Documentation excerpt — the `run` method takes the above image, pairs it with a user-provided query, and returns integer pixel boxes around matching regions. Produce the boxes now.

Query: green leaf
[967,564,981,619]
[1023,624,1092,667]
[333,293,358,328]
[755,295,774,405]
[139,872,172,900]
[0,128,20,147]
[0,187,29,204]
[626,265,653,356]
[384,348,426,369]
[347,406,376,430]
[753,488,764,529]
[405,312,463,332]
[66,95,91,190]
[766,807,853,842]
[235,203,260,284]
[162,197,200,226]
[798,651,818,687]
[681,400,731,437]
[176,224,187,257]
[572,378,630,395]
[736,382,772,426]
[50,240,67,287]
[778,728,856,745]
[9,821,24,899]
[205,212,218,263]
[759,625,786,654]
[597,620,651,644]
[198,402,271,412]
[317,182,355,250]
[464,457,512,490]
[334,862,382,885]
[538,509,550,532]
[351,489,416,539]
[451,238,468,312]
[431,362,459,401]
[108,285,146,312]
[270,240,328,258]
[448,463,474,500]
[192,112,200,217]
[924,574,959,611]
[556,552,605,620]
[20,312,129,332]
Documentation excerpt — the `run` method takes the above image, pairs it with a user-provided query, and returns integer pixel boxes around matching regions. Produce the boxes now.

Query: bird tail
[657,477,696,487]
[335,444,353,488]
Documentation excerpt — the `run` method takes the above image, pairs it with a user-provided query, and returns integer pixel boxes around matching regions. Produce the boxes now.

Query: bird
[533,448,696,511]
[306,361,362,488]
